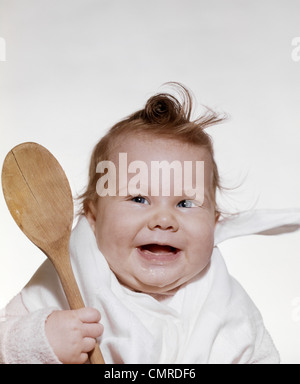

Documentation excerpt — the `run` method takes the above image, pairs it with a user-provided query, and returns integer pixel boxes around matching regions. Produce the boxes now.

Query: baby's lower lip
[136,245,181,263]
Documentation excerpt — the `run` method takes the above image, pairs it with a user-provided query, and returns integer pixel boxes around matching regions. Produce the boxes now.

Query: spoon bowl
[2,142,73,252]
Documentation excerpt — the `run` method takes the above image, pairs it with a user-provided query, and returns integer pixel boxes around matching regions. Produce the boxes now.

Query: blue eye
[131,196,149,205]
[177,200,196,208]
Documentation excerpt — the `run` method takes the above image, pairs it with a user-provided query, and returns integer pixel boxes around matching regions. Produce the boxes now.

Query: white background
[0,0,300,363]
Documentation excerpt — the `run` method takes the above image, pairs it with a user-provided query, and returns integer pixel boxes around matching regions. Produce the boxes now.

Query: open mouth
[137,244,181,262]
[140,244,178,254]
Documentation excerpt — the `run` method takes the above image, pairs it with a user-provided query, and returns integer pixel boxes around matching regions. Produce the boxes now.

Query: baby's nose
[147,209,179,232]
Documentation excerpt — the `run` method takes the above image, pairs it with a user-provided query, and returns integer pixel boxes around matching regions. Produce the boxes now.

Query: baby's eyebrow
[183,191,214,207]
[117,185,129,196]
[117,184,149,197]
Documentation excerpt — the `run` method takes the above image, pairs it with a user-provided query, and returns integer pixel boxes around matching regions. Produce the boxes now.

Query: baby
[2,83,295,364]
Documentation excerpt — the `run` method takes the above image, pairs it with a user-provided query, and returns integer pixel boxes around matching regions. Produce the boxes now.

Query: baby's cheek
[189,215,215,239]
[189,224,214,259]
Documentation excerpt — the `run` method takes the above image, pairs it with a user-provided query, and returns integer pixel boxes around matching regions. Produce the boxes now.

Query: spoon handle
[51,245,105,364]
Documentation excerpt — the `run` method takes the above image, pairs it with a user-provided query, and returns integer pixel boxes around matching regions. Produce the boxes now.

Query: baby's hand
[45,308,103,364]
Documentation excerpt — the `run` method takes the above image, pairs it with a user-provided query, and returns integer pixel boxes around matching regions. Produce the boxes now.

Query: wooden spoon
[1,142,105,364]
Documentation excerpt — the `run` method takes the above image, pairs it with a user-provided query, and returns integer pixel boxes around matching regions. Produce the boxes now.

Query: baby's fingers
[82,322,104,339]
[82,337,97,353]
[76,307,101,323]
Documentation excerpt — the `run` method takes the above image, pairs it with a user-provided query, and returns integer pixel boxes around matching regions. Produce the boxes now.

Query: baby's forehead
[105,135,215,198]
[109,134,212,164]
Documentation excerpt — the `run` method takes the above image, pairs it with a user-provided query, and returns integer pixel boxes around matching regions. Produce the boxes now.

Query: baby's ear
[85,201,97,234]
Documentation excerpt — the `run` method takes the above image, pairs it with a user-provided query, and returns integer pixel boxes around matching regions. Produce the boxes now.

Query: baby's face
[87,135,217,295]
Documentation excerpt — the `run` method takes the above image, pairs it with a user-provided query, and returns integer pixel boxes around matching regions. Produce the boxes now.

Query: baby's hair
[79,82,227,216]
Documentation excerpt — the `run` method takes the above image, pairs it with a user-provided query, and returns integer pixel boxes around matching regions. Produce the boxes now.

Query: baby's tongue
[142,244,175,254]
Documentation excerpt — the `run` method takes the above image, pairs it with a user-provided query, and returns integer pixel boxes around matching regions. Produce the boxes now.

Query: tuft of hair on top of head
[128,82,192,126]
[123,82,226,130]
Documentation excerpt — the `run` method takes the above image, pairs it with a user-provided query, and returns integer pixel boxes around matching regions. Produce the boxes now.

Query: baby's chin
[115,271,193,296]
[136,282,182,296]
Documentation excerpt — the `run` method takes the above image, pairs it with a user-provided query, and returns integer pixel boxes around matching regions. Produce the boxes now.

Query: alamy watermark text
[96,153,205,204]
[0,37,6,61]
[291,37,300,62]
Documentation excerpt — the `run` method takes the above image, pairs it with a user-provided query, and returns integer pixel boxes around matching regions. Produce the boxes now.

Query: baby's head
[82,83,225,295]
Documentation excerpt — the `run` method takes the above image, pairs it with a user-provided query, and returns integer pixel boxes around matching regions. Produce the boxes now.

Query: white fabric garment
[21,209,300,364]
